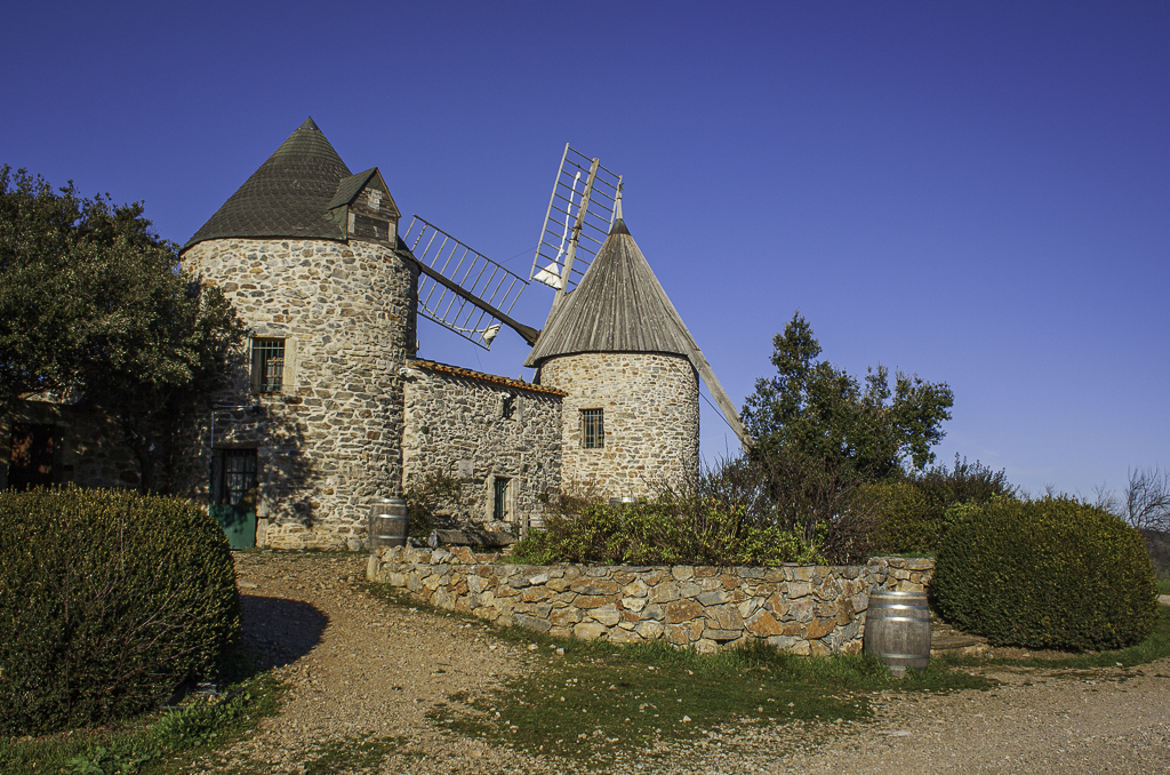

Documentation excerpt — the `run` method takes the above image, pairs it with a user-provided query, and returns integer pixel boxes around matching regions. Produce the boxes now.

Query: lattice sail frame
[402,216,531,350]
[530,143,622,298]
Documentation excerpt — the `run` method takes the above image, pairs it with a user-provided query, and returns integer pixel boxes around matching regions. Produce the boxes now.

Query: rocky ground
[193,552,1170,774]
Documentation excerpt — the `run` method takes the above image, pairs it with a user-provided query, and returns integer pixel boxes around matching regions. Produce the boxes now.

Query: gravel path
[197,552,1170,774]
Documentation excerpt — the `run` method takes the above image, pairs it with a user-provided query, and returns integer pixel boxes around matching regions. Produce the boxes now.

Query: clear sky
[3,1,1167,499]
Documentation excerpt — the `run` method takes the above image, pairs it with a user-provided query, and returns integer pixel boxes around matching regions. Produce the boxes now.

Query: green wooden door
[211,449,257,549]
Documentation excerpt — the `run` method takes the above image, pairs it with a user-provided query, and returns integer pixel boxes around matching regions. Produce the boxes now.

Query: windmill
[402,142,751,450]
[525,145,752,451]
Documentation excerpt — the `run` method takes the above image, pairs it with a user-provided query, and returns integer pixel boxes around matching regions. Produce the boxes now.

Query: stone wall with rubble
[179,237,416,550]
[539,352,699,499]
[368,546,934,654]
[402,361,563,534]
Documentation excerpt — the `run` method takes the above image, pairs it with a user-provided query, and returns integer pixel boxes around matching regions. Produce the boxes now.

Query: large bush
[855,458,1018,556]
[931,497,1157,651]
[0,487,240,736]
[510,495,822,567]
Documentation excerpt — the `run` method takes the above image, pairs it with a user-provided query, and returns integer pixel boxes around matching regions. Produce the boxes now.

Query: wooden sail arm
[411,258,540,346]
[685,344,753,453]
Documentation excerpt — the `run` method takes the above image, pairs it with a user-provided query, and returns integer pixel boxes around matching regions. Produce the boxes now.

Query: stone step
[929,618,989,657]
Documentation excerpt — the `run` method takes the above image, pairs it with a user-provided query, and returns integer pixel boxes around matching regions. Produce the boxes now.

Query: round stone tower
[525,210,700,499]
[180,118,417,549]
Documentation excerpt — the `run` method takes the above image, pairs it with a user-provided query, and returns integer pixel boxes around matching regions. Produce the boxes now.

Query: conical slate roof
[525,216,696,367]
[184,118,353,249]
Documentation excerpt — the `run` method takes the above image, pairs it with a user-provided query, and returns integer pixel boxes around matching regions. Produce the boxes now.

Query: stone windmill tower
[524,197,703,499]
[181,118,416,549]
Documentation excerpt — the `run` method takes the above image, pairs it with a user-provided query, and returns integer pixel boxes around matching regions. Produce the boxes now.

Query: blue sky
[4,1,1167,498]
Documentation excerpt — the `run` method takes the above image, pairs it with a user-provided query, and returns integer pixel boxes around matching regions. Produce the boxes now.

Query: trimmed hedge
[0,487,239,736]
[931,497,1157,651]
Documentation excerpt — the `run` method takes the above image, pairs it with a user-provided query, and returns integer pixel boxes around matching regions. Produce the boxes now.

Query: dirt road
[197,552,1170,774]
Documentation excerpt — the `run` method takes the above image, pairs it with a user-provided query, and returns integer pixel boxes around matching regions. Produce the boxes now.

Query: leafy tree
[0,166,243,491]
[741,312,954,482]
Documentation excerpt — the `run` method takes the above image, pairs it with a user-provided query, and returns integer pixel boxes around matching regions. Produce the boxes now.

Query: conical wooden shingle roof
[184,118,353,249]
[525,216,696,368]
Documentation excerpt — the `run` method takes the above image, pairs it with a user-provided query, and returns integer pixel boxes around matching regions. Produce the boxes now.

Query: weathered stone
[805,618,836,640]
[573,621,609,640]
[622,596,647,613]
[608,627,641,644]
[746,611,783,637]
[707,604,744,631]
[665,620,704,645]
[574,595,612,609]
[570,580,620,596]
[622,579,650,598]
[666,599,704,624]
[650,581,680,603]
[589,604,621,627]
[702,629,742,642]
[671,565,694,581]
[513,613,552,633]
[520,586,551,603]
[635,620,665,639]
[549,607,583,627]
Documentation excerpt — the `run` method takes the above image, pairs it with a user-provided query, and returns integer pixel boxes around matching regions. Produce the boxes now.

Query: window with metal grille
[501,393,515,419]
[251,338,284,393]
[492,476,511,521]
[581,408,604,449]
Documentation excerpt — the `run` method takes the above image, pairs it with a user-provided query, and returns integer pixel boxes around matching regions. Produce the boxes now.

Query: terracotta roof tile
[407,359,565,396]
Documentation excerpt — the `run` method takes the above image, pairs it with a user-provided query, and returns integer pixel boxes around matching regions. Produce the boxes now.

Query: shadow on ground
[237,594,329,671]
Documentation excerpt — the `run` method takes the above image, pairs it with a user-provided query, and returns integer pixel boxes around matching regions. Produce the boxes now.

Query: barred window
[501,393,515,419]
[251,338,285,394]
[581,408,604,449]
[492,476,511,521]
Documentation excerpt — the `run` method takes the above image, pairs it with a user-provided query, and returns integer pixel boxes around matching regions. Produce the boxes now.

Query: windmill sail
[402,216,538,349]
[530,143,622,301]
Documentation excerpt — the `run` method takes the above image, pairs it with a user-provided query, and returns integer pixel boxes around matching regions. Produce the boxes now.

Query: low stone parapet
[368,546,934,655]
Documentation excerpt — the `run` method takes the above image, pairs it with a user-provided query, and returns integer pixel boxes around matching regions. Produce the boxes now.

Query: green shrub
[853,480,935,555]
[931,497,1157,651]
[855,458,1018,556]
[510,495,823,567]
[0,487,240,736]
[403,472,463,539]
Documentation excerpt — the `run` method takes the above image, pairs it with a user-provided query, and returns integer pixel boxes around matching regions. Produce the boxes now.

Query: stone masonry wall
[369,546,934,655]
[178,237,416,550]
[402,361,563,534]
[540,352,699,499]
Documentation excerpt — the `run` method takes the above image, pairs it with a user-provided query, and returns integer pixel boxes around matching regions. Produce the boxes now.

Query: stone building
[3,119,717,550]
[525,212,700,498]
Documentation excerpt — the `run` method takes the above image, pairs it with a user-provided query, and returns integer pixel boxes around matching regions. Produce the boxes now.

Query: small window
[501,393,515,419]
[251,338,284,394]
[581,408,604,449]
[492,476,511,521]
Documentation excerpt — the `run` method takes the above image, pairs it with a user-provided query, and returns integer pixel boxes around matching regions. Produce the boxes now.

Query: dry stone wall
[369,546,934,655]
[179,237,416,550]
[540,352,699,499]
[402,361,563,534]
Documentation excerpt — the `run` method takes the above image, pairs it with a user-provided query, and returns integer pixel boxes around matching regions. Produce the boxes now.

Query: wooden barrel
[368,497,408,549]
[863,589,931,671]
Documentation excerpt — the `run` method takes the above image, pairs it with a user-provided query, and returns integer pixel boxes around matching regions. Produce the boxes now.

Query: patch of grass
[1157,578,1170,596]
[427,631,987,765]
[301,735,404,775]
[0,661,284,775]
[940,605,1170,670]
